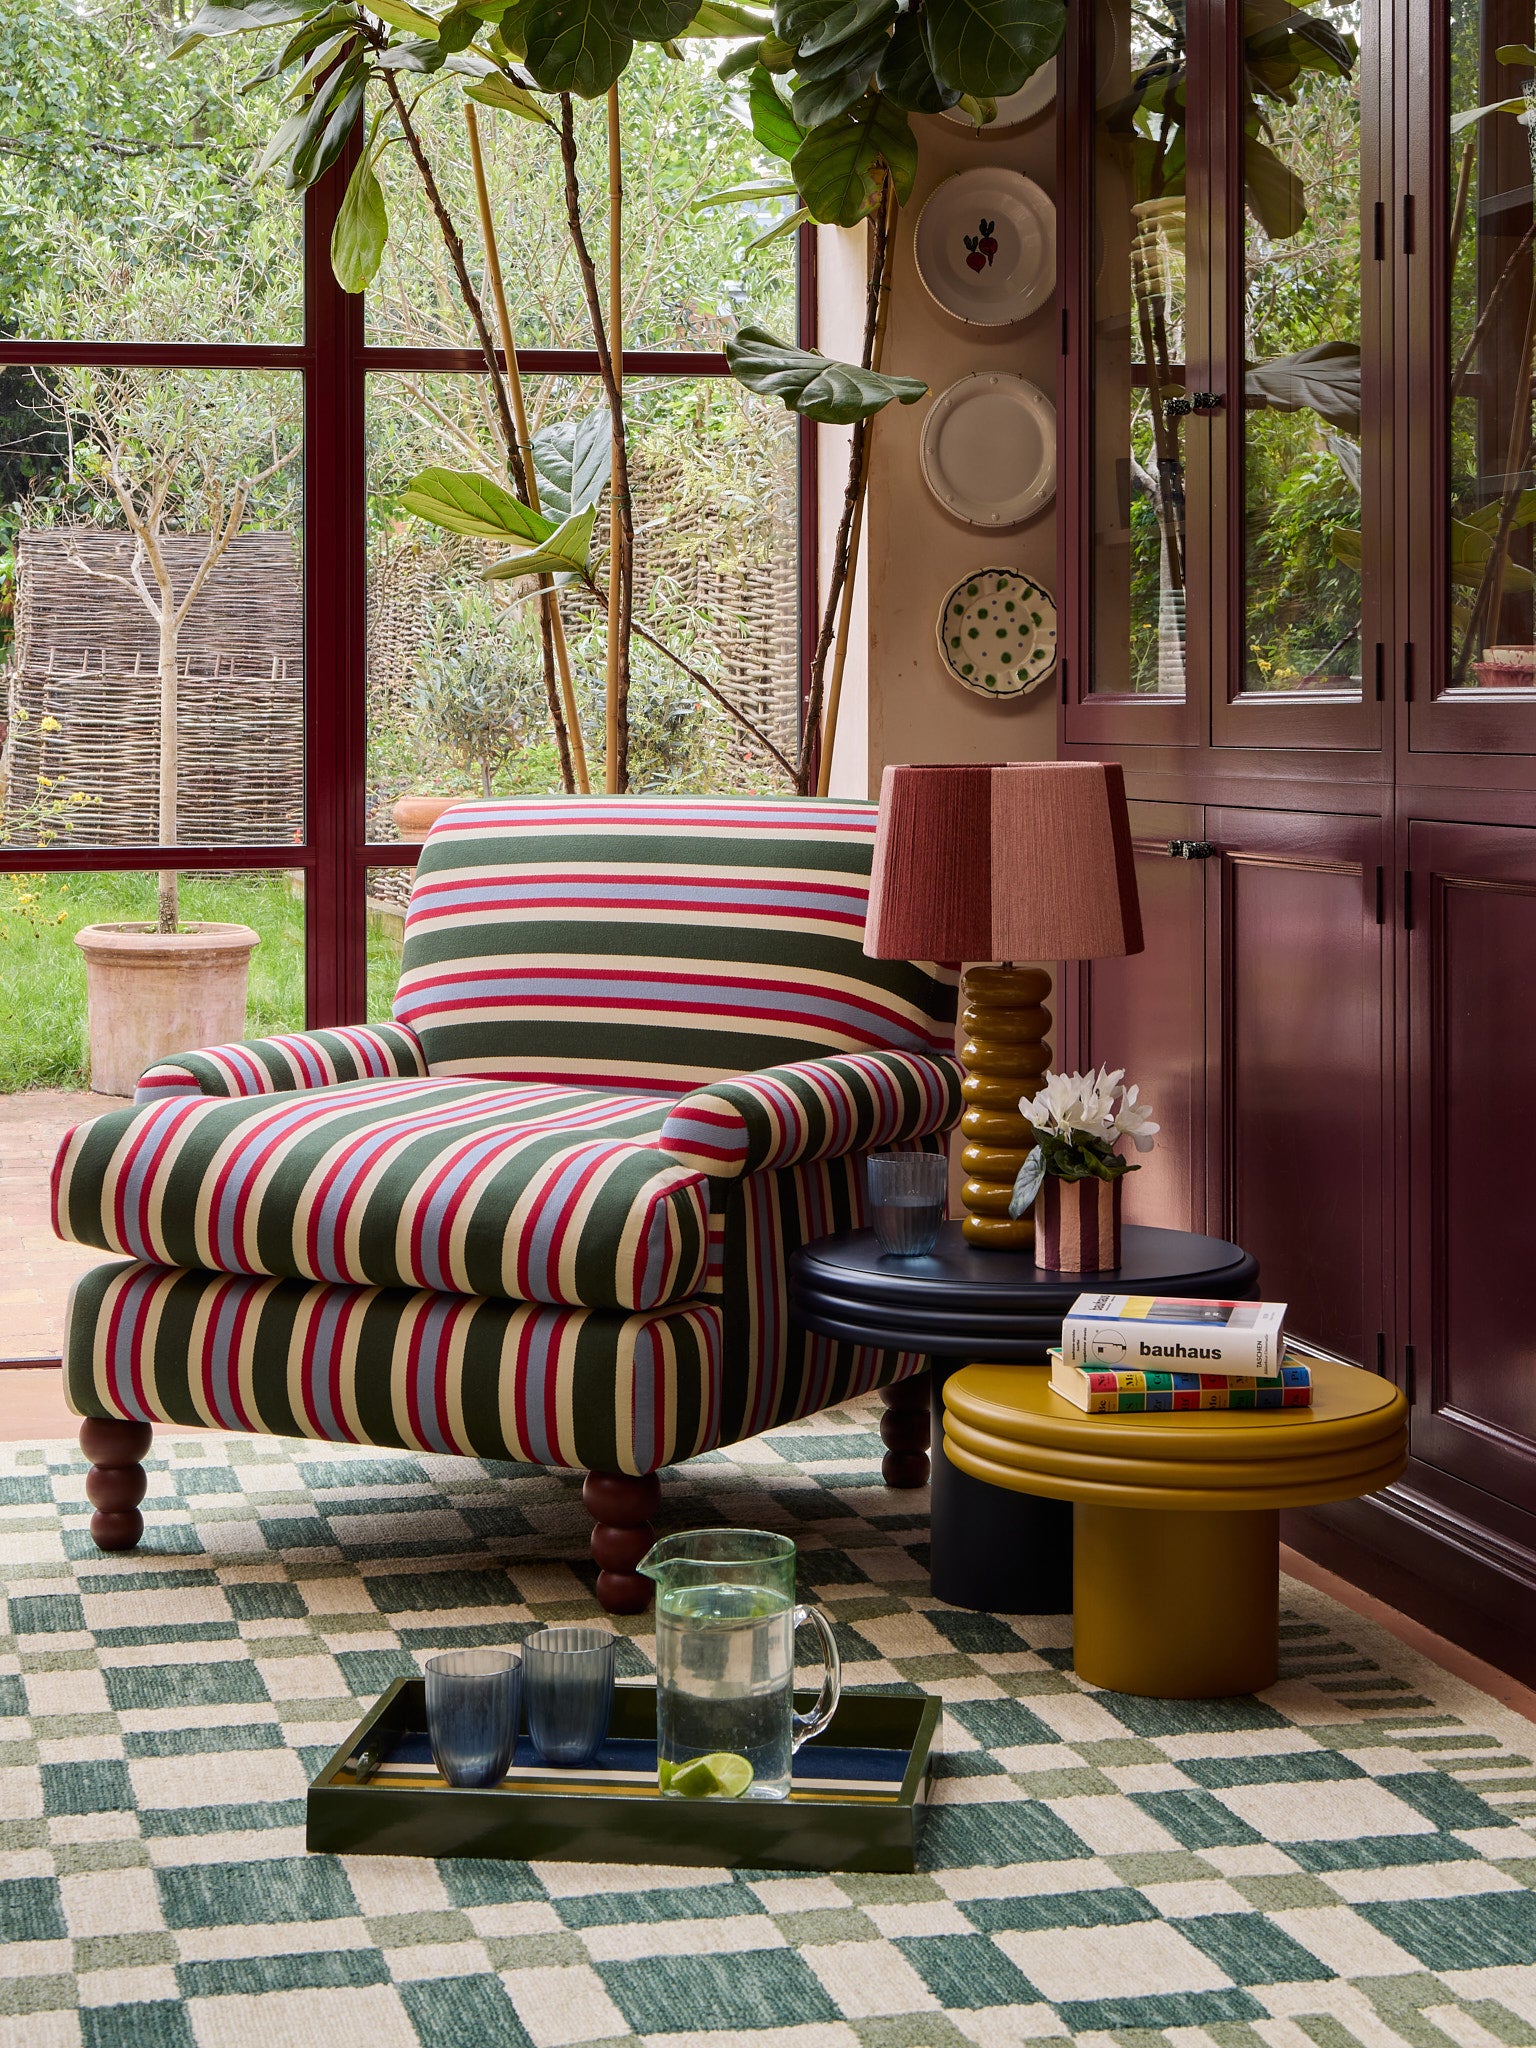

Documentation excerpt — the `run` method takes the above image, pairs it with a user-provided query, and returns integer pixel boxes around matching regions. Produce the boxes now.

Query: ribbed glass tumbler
[424,1648,521,1788]
[866,1150,947,1256]
[522,1626,617,1767]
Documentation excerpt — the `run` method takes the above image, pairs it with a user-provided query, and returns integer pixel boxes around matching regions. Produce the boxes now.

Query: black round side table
[788,1222,1259,1615]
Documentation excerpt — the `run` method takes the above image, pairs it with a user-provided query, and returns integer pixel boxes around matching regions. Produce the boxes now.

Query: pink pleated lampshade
[863,761,1144,964]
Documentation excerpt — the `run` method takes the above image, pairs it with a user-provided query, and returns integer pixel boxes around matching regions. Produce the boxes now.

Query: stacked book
[1049,1293,1312,1412]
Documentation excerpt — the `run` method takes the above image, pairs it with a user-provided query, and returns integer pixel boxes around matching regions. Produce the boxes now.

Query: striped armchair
[53,797,961,1609]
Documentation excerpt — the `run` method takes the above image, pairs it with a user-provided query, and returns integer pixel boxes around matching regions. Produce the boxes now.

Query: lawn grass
[0,872,404,1094]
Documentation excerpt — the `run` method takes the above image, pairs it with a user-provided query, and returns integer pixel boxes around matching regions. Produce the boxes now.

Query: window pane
[0,0,300,344]
[367,867,413,1021]
[1093,0,1188,695]
[1241,2,1363,697]
[366,371,799,838]
[0,866,304,1359]
[1,368,303,850]
[367,47,795,351]
[1447,8,1536,691]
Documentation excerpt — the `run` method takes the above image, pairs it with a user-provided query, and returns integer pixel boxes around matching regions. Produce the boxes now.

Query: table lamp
[863,761,1144,1250]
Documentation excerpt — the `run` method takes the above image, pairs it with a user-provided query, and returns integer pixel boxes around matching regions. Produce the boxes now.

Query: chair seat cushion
[53,1078,708,1311]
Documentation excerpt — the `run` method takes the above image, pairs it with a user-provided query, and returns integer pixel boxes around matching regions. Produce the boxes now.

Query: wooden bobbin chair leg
[583,1470,662,1614]
[879,1371,931,1488]
[80,1416,153,1553]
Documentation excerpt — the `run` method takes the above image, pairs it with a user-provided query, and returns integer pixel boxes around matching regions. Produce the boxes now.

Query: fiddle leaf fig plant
[167,0,1065,792]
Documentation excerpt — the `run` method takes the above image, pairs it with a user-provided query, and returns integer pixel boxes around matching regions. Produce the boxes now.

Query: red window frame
[0,153,816,1029]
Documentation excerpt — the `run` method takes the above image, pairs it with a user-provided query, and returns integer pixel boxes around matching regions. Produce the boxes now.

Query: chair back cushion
[394,797,958,1091]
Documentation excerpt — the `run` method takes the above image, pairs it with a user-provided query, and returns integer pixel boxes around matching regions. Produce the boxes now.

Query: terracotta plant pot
[1034,1173,1122,1274]
[391,794,469,839]
[74,923,260,1097]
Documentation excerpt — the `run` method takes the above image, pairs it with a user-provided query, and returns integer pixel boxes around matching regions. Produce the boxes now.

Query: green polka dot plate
[936,568,1057,699]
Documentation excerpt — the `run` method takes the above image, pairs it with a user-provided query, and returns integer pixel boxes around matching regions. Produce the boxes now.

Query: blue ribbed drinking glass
[867,1151,947,1256]
[522,1626,617,1767]
[424,1649,521,1788]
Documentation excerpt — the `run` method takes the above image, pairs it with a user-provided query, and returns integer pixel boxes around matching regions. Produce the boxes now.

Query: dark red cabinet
[1407,821,1536,1513]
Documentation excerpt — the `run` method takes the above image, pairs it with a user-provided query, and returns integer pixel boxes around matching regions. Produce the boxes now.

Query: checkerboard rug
[5,1399,1536,2048]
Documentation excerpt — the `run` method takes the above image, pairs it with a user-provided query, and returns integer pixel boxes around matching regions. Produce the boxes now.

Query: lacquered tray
[307,1680,941,1873]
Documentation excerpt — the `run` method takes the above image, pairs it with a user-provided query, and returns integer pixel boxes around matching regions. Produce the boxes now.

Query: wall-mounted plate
[920,373,1057,529]
[936,568,1058,699]
[914,169,1056,327]
[940,58,1057,132]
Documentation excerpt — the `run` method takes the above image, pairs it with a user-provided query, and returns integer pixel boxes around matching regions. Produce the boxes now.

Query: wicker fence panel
[1,529,303,849]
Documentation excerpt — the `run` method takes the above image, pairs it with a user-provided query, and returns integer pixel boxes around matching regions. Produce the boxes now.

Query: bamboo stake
[816,180,897,798]
[605,83,624,795]
[464,102,589,795]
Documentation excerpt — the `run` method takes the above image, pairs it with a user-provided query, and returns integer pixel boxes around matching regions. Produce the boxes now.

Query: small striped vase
[1034,1173,1122,1274]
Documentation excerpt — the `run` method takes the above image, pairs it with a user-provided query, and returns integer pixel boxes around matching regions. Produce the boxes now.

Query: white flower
[1019,1068,1158,1156]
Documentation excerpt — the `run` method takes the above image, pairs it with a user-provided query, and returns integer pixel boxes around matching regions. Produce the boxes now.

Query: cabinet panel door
[1209,808,1387,1362]
[1078,801,1208,1234]
[1408,821,1536,1506]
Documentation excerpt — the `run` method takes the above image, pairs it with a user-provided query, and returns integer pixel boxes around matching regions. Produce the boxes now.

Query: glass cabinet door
[1407,0,1536,752]
[1212,0,1387,750]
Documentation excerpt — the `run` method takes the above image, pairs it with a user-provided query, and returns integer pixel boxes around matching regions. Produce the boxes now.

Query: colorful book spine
[1048,1350,1312,1414]
[1061,1293,1288,1377]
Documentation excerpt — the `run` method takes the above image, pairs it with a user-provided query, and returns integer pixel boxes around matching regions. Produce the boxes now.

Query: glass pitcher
[639,1529,841,1802]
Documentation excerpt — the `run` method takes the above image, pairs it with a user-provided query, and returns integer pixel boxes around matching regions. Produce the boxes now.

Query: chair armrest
[656,1050,962,1177]
[132,1023,428,1106]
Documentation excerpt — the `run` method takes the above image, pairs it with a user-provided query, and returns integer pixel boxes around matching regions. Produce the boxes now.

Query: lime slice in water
[665,1751,755,1799]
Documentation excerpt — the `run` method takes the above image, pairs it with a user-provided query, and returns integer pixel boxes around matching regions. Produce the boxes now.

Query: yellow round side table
[941,1359,1408,1698]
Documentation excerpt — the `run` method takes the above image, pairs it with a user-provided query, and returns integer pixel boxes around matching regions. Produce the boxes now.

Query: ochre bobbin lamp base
[862,761,1144,1252]
[958,963,1052,1249]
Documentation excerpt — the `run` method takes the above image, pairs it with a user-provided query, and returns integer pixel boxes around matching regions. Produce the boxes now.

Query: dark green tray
[307,1680,941,1873]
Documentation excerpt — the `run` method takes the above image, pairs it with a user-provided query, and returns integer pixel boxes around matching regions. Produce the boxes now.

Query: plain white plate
[920,372,1058,528]
[914,169,1056,327]
[936,568,1058,699]
[941,57,1057,132]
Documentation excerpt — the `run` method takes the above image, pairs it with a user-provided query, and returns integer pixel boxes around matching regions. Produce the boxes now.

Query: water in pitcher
[654,1582,796,1800]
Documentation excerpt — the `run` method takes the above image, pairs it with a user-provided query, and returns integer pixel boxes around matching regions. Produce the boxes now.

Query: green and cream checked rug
[4,1400,1536,2048]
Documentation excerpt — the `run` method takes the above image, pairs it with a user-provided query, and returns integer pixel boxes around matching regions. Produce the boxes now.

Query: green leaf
[725,323,926,422]
[758,29,796,68]
[681,0,771,29]
[790,95,902,223]
[789,29,888,133]
[876,6,960,112]
[795,0,892,58]
[401,467,559,540]
[376,33,449,65]
[483,506,599,580]
[622,0,703,38]
[1450,94,1528,135]
[331,151,389,290]
[465,70,557,120]
[920,0,1063,99]
[748,63,803,159]
[368,0,440,30]
[531,412,611,518]
[174,0,333,54]
[288,66,365,186]
[695,177,800,209]
[867,91,915,202]
[746,203,810,249]
[1495,42,1536,66]
[716,39,762,78]
[438,2,484,46]
[1329,527,1361,573]
[522,0,633,94]
[244,10,357,86]
[1243,128,1305,237]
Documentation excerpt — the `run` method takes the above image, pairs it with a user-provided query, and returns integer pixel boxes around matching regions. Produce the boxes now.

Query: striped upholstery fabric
[54,1079,708,1312]
[395,797,959,1090]
[64,1261,722,1475]
[135,1024,427,1105]
[658,1050,962,1177]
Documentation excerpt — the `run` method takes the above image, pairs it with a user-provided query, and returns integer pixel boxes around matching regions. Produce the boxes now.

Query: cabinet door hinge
[1374,866,1385,925]
[1403,192,1416,254]
[1059,654,1069,705]
[1373,642,1385,701]
[1061,306,1070,355]
[1404,1342,1416,1403]
[1375,1332,1386,1375]
[1372,200,1385,260]
[1403,641,1415,701]
[1403,870,1414,931]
